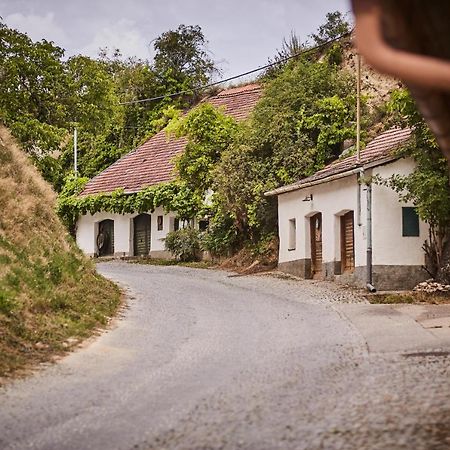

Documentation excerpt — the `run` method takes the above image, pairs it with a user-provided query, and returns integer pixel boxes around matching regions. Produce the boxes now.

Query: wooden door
[97,219,114,256]
[341,211,355,272]
[134,214,151,256]
[310,213,323,277]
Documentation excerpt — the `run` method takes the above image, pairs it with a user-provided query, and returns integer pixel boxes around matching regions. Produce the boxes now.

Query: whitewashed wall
[76,206,178,257]
[372,158,427,266]
[277,158,426,270]
[278,174,366,268]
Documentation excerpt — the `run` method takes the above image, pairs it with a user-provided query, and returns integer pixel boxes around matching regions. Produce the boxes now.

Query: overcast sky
[1,0,351,79]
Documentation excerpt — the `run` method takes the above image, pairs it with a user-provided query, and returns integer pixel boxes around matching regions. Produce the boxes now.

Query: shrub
[164,228,202,262]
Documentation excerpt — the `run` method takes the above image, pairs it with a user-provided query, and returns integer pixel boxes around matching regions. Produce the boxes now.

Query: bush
[164,228,202,262]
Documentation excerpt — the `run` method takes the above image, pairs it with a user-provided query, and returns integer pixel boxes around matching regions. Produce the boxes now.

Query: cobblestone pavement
[0,262,449,450]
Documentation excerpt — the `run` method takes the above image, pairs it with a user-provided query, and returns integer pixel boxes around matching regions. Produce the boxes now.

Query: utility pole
[74,128,78,176]
[356,53,361,162]
[356,53,361,163]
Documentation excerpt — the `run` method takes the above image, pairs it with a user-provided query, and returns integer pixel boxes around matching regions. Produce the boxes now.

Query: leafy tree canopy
[0,21,218,191]
[153,24,219,94]
[379,89,450,281]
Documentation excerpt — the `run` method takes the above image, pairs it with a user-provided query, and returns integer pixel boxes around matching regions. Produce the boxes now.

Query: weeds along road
[1,261,450,450]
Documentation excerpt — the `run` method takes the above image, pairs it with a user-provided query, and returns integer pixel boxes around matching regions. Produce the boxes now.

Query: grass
[0,127,121,382]
[367,292,450,304]
[128,257,215,269]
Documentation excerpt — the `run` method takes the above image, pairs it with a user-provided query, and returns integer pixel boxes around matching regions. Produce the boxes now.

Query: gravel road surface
[1,261,449,450]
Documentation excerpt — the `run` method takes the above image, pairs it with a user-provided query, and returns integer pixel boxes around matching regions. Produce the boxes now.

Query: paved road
[1,262,450,450]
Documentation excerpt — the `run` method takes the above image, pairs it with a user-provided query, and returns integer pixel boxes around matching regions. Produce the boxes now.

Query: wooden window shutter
[402,207,420,237]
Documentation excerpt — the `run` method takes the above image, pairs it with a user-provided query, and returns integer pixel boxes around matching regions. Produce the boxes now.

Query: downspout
[366,181,376,292]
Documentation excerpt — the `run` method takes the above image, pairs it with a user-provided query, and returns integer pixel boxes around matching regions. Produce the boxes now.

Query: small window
[173,218,179,231]
[288,218,296,250]
[402,207,419,237]
[199,219,209,232]
[157,215,163,231]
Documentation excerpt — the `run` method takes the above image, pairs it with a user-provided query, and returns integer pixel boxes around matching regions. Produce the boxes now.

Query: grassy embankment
[0,126,121,381]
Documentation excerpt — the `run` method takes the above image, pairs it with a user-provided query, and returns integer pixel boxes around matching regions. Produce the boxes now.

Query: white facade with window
[271,157,429,290]
[76,206,181,258]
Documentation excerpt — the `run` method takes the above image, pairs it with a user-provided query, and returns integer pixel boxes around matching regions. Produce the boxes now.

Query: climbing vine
[57,179,202,234]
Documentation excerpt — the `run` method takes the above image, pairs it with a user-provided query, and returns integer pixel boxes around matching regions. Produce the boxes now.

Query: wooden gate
[340,211,355,272]
[134,214,151,256]
[310,213,323,277]
[97,219,114,256]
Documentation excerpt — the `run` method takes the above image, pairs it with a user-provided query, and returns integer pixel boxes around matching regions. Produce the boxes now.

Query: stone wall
[278,259,312,279]
[278,260,428,291]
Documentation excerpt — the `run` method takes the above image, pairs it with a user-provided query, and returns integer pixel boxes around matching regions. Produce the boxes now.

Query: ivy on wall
[57,177,202,234]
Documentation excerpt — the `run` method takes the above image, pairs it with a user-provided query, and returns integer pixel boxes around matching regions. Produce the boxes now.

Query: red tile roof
[81,84,262,196]
[266,128,412,196]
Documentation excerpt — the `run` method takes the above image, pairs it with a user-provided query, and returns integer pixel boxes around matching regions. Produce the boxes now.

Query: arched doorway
[97,219,114,256]
[134,214,151,256]
[310,213,323,278]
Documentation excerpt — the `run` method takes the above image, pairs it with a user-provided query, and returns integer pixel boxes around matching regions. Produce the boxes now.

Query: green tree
[152,24,219,96]
[0,21,220,191]
[309,11,351,45]
[0,21,69,155]
[211,59,356,246]
[169,103,238,197]
[382,89,450,282]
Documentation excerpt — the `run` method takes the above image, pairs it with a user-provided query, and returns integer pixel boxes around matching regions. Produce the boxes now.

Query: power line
[119,30,352,106]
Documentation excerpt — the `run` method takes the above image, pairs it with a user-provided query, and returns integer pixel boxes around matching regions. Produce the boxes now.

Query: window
[157,215,163,231]
[402,207,420,236]
[199,219,209,232]
[173,218,179,231]
[288,218,296,250]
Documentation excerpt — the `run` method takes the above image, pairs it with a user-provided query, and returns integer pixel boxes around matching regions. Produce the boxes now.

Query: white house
[75,84,262,258]
[265,128,429,291]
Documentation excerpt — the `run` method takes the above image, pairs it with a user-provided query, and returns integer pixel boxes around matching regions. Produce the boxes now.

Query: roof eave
[264,154,400,197]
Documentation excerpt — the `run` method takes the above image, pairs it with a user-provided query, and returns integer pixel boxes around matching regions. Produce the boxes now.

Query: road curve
[0,262,449,450]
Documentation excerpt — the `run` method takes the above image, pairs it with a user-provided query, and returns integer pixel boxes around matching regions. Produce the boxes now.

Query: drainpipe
[366,181,376,292]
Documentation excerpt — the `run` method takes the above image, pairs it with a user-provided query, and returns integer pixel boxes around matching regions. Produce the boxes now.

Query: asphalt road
[1,262,450,450]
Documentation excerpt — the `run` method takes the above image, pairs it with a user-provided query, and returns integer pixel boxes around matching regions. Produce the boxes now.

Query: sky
[1,0,351,80]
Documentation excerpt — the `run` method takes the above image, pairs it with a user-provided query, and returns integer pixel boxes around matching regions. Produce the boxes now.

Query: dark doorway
[310,213,323,278]
[97,219,114,256]
[134,214,151,256]
[340,211,355,273]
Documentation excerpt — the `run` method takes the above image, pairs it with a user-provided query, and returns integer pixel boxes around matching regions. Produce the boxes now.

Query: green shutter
[402,207,420,237]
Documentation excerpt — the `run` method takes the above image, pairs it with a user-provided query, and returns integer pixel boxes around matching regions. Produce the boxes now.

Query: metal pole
[366,182,375,292]
[74,128,78,176]
[356,53,361,163]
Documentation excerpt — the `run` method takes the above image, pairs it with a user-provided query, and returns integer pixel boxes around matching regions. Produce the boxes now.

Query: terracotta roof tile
[266,128,412,196]
[81,84,262,196]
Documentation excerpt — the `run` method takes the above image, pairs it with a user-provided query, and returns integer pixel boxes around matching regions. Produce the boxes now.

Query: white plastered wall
[278,174,367,268]
[277,157,427,269]
[371,158,427,266]
[76,206,178,256]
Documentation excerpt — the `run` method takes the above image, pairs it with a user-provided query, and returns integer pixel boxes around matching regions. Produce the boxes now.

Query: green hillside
[0,126,120,381]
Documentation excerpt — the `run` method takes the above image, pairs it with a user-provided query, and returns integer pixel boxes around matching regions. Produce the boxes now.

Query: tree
[265,32,305,78]
[0,21,220,191]
[309,11,351,46]
[0,22,70,157]
[169,103,238,198]
[152,25,219,96]
[381,90,450,282]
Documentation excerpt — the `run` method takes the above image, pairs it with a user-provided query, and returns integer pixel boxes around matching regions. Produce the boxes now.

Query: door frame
[310,212,323,277]
[340,211,355,273]
[133,213,152,256]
